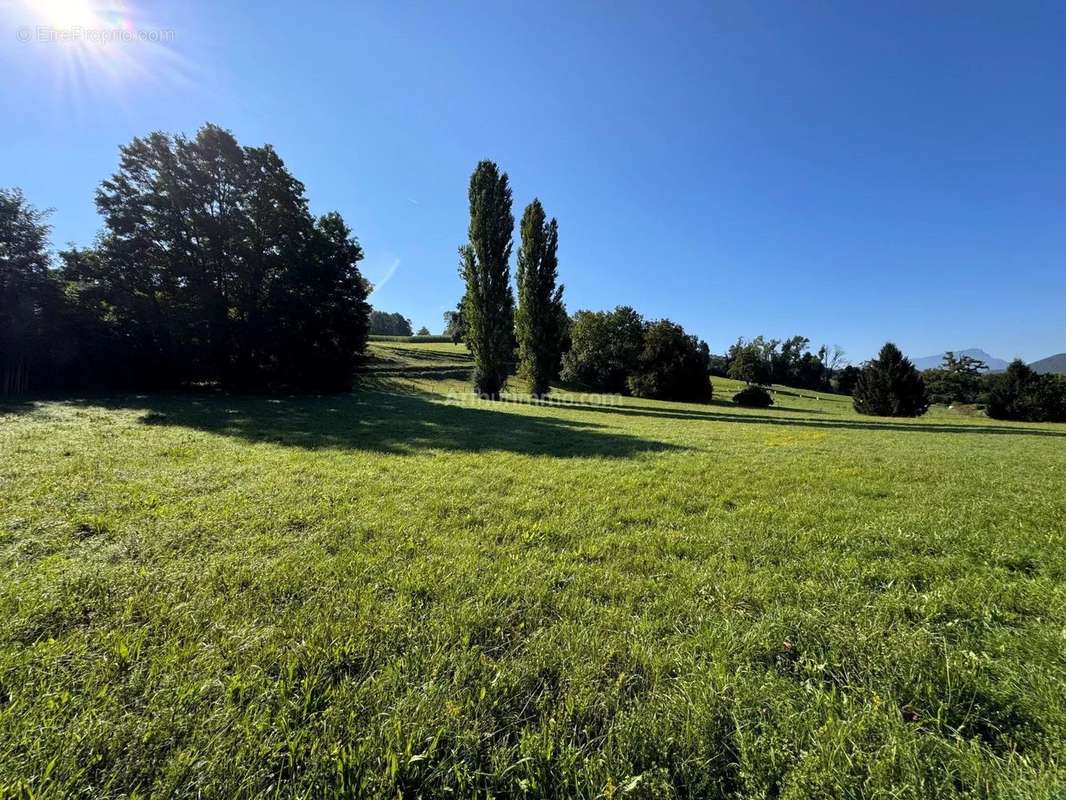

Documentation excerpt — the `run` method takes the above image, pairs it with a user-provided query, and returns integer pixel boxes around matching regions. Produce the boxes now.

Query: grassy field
[2,341,1065,798]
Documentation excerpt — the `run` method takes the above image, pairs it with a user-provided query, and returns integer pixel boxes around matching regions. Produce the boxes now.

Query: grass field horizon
[2,341,1065,798]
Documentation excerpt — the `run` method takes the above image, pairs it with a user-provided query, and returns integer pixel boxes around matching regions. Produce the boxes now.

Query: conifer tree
[853,342,929,417]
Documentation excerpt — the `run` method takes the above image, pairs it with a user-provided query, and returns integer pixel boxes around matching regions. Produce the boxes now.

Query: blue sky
[2,0,1064,363]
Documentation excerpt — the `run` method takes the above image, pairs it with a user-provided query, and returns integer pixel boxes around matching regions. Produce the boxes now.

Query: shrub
[985,361,1066,422]
[627,320,712,402]
[733,385,773,408]
[853,343,929,417]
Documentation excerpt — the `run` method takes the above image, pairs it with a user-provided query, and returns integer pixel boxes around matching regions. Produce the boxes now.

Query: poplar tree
[515,199,564,397]
[459,161,514,399]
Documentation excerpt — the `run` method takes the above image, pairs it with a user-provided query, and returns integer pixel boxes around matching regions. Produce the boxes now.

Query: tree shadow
[75,389,683,458]
[532,397,1066,438]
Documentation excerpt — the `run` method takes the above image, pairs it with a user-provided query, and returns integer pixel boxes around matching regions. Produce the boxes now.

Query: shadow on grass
[533,397,1066,438]
[75,389,684,458]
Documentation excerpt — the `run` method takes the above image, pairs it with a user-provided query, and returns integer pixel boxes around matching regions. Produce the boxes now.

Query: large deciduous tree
[70,124,369,390]
[627,319,712,402]
[515,199,564,397]
[853,342,929,417]
[459,161,514,399]
[560,306,646,393]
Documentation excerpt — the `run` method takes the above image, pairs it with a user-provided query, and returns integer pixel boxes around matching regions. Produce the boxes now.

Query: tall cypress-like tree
[459,161,514,399]
[515,199,564,397]
[853,342,929,417]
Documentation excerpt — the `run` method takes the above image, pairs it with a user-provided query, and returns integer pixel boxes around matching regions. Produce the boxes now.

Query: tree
[834,365,861,396]
[369,311,413,336]
[416,326,430,336]
[459,161,515,399]
[853,343,929,417]
[560,306,646,393]
[727,338,772,386]
[0,189,66,394]
[69,124,369,391]
[442,304,466,343]
[985,360,1066,422]
[924,351,988,405]
[515,199,565,397]
[627,320,712,402]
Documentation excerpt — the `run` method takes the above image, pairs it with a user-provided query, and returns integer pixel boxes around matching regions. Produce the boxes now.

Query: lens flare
[35,0,100,29]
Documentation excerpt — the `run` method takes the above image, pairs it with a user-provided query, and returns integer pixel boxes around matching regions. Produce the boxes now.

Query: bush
[853,343,929,417]
[985,361,1066,422]
[733,385,773,408]
[627,320,712,402]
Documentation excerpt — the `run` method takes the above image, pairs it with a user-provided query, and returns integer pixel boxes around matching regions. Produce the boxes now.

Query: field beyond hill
[2,341,1065,798]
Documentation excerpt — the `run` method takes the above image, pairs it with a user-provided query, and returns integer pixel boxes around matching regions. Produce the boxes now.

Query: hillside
[1030,352,1066,375]
[2,341,1065,798]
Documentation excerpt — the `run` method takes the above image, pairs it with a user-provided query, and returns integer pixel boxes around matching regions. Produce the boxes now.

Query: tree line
[4,135,1064,422]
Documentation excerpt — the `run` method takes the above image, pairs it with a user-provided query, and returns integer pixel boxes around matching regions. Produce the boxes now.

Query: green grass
[2,341,1065,798]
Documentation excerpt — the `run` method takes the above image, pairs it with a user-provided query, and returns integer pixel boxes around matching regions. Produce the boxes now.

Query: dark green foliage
[416,326,431,336]
[515,199,565,397]
[627,320,712,402]
[853,343,930,417]
[985,360,1066,422]
[559,306,645,393]
[925,351,989,405]
[727,335,838,390]
[0,189,62,394]
[733,385,773,407]
[442,303,466,344]
[707,353,730,378]
[833,365,861,396]
[50,125,369,392]
[459,161,515,399]
[369,311,414,336]
[727,338,772,386]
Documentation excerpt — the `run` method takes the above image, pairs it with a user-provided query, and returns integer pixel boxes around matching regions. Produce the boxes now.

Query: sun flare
[34,0,101,29]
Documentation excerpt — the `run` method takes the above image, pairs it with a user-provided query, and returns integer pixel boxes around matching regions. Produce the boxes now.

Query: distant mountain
[1029,353,1066,375]
[913,348,1009,372]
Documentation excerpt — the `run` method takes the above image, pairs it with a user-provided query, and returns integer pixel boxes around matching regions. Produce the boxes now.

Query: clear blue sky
[2,0,1064,362]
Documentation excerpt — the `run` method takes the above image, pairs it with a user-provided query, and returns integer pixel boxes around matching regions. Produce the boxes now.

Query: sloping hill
[1030,353,1066,374]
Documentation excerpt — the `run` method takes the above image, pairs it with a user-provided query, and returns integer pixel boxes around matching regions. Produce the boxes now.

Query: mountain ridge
[913,348,1009,372]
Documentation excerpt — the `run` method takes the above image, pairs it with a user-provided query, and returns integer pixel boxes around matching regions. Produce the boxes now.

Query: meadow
[1,341,1065,798]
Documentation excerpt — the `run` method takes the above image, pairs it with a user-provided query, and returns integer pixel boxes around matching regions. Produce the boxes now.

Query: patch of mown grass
[1,343,1065,797]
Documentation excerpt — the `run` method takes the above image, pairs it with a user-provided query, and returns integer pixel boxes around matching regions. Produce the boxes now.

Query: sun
[33,0,101,28]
